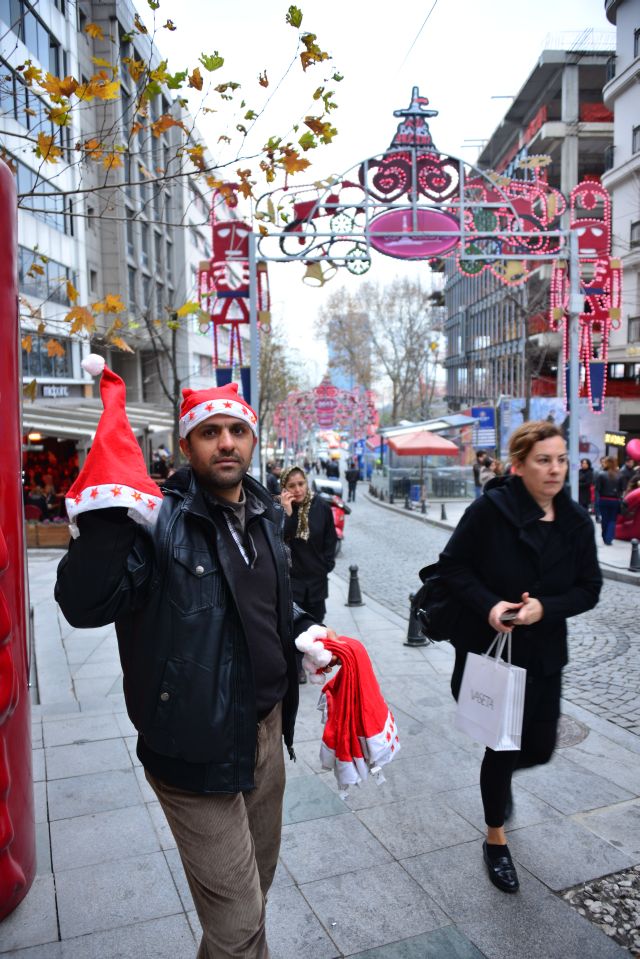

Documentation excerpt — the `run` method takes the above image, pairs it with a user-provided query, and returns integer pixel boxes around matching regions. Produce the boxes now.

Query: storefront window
[22,333,72,378]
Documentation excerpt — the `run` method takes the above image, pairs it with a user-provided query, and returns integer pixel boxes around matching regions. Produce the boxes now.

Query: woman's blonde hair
[508,420,565,465]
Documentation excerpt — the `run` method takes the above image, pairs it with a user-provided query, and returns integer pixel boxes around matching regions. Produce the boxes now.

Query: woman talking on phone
[439,421,602,894]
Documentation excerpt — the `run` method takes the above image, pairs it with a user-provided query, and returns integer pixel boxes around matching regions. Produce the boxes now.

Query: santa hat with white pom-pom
[64,354,164,537]
[295,627,400,794]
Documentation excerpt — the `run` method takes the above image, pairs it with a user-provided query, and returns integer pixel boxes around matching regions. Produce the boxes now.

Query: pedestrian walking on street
[55,364,337,959]
[595,456,624,545]
[578,458,594,512]
[265,459,282,498]
[345,460,361,502]
[472,449,486,498]
[280,466,338,683]
[438,420,602,895]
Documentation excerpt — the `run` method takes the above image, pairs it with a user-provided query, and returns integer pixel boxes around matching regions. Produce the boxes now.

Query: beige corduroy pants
[145,702,285,959]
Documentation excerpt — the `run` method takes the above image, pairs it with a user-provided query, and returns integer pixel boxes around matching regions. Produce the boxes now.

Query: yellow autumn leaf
[76,74,120,102]
[65,306,95,335]
[258,69,269,88]
[133,13,148,34]
[47,105,71,126]
[94,293,125,314]
[46,339,66,358]
[280,148,310,175]
[186,144,206,171]
[85,22,104,40]
[110,336,134,353]
[83,137,103,159]
[36,132,63,163]
[23,379,37,402]
[102,151,124,170]
[66,280,79,303]
[189,67,203,91]
[151,114,183,137]
[21,62,43,86]
[39,73,79,99]
[91,56,113,68]
[27,263,44,277]
[21,334,32,353]
[123,58,146,83]
[176,301,200,317]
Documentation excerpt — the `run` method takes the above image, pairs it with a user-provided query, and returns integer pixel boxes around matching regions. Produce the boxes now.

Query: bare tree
[316,278,441,422]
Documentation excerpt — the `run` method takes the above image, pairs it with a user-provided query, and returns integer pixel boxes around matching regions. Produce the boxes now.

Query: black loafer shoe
[483,841,519,893]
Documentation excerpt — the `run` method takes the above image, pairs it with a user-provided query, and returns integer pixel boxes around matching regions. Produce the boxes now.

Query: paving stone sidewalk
[1,549,638,958]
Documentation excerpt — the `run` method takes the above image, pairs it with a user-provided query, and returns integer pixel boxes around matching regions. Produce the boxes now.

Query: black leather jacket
[55,469,312,793]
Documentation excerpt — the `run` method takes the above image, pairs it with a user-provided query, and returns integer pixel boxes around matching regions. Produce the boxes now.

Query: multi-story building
[2,0,220,471]
[444,37,615,411]
[602,0,640,435]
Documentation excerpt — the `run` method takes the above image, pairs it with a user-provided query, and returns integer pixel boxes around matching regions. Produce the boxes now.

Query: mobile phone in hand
[500,609,519,624]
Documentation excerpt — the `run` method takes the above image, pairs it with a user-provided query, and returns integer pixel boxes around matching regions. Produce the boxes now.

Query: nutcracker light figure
[549,181,622,412]
[197,191,270,401]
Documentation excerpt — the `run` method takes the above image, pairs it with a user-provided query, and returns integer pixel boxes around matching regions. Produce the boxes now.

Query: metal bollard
[389,492,394,504]
[404,494,411,510]
[404,593,428,647]
[345,565,364,607]
[420,500,427,514]
[629,538,640,573]
[440,502,448,521]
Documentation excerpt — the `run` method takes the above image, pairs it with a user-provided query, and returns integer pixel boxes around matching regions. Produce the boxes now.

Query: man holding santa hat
[55,356,333,959]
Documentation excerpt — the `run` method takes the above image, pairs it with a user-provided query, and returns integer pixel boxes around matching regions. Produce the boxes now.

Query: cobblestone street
[334,492,640,737]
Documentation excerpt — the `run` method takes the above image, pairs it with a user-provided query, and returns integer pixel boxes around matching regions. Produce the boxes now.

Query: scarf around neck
[280,466,313,540]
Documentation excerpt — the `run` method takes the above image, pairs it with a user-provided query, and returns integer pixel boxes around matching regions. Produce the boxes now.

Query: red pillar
[0,159,36,919]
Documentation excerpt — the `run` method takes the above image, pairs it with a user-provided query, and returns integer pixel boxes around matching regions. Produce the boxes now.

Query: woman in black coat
[439,420,602,894]
[578,458,593,511]
[280,467,338,679]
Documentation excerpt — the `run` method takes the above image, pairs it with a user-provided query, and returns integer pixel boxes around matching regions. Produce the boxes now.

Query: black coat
[55,470,313,793]
[283,496,337,605]
[439,476,602,676]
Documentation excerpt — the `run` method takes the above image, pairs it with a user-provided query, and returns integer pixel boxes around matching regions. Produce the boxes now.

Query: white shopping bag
[455,634,526,751]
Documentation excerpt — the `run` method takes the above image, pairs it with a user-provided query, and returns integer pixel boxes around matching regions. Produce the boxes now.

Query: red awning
[387,430,459,456]
[366,433,385,450]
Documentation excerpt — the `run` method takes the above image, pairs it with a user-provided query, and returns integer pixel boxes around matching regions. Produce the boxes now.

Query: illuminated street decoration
[254,89,569,288]
[197,191,270,373]
[249,89,619,428]
[275,378,377,442]
[549,182,622,412]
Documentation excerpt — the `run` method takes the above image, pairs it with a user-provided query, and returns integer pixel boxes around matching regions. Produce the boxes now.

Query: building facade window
[633,126,640,155]
[12,155,73,234]
[126,208,135,258]
[141,221,149,269]
[635,28,640,59]
[128,267,137,312]
[631,221,640,249]
[629,316,640,343]
[1,2,61,74]
[22,333,72,378]
[18,246,75,304]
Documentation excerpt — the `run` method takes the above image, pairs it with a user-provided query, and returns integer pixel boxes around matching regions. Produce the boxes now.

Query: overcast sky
[133,0,614,383]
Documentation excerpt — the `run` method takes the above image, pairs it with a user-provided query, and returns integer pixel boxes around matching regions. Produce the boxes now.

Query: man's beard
[194,459,249,493]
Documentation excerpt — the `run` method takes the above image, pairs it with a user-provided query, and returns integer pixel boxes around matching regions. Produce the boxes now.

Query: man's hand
[488,600,524,633]
[512,592,543,626]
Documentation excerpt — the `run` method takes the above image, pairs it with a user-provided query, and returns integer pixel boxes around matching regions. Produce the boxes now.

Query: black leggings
[452,654,561,828]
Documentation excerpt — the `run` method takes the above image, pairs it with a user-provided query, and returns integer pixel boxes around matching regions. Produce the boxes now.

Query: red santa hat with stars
[179,382,258,439]
[65,354,163,537]
[296,628,400,794]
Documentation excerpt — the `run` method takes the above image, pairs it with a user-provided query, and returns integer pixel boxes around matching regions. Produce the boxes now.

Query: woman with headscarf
[279,466,338,682]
